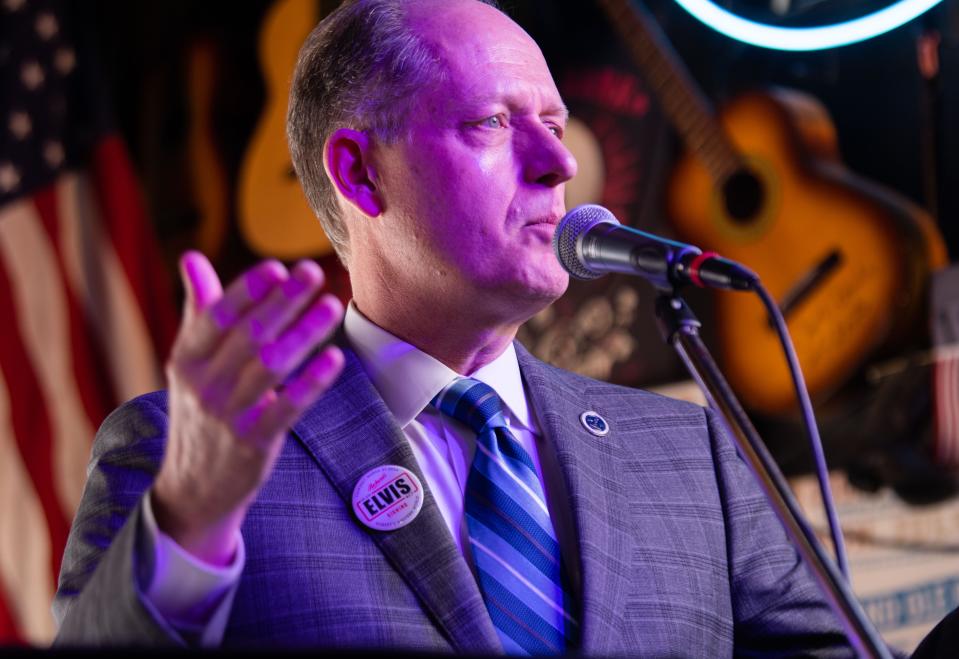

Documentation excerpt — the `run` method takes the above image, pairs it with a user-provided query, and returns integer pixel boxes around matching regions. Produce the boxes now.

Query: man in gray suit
[54,0,853,654]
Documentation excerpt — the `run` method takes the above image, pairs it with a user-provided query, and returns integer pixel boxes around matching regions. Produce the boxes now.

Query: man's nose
[523,124,578,187]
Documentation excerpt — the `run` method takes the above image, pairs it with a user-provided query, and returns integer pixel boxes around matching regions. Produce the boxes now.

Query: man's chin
[500,270,569,320]
[460,263,568,324]
[532,274,569,305]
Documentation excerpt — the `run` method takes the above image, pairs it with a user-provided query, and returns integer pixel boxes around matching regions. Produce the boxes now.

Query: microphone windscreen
[552,204,619,280]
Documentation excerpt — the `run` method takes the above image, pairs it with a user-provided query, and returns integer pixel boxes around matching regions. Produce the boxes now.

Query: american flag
[0,0,177,644]
[934,347,959,466]
[932,266,959,469]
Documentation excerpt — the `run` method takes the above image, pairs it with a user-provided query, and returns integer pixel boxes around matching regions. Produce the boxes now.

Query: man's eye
[548,125,562,138]
[482,115,504,129]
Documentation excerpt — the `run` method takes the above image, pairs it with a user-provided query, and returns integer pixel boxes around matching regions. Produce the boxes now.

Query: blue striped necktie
[431,377,577,655]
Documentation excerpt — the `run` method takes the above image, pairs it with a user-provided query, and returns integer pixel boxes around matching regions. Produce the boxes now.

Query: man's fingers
[233,389,277,439]
[209,260,289,332]
[287,345,345,406]
[262,294,344,378]
[175,259,288,362]
[245,260,326,346]
[243,346,345,444]
[198,261,329,401]
[221,293,344,414]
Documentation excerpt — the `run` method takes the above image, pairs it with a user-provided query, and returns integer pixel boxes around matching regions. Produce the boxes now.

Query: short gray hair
[287,0,499,267]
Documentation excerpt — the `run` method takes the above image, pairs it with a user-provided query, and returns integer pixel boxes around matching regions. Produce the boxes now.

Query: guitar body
[668,89,946,414]
[238,0,333,259]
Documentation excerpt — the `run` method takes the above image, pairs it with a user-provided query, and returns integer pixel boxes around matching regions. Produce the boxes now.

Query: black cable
[752,280,851,579]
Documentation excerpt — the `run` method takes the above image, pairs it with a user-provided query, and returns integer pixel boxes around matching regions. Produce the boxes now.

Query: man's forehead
[407,0,509,31]
[450,79,570,120]
[407,0,564,113]
[408,0,539,64]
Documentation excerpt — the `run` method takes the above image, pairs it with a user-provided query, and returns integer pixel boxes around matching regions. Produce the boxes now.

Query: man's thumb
[179,250,222,315]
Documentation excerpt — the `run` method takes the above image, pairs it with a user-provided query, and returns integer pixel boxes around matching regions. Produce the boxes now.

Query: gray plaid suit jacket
[54,342,852,656]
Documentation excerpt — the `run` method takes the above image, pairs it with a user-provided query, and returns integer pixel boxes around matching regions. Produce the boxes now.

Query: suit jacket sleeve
[52,392,186,647]
[705,407,854,657]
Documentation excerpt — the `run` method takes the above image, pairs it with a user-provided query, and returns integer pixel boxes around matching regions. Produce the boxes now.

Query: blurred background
[1,0,957,651]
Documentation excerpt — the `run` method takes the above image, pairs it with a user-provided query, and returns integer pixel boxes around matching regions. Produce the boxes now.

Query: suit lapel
[291,347,501,654]
[516,343,632,655]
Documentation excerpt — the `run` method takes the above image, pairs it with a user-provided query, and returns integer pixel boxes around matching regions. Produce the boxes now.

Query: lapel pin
[580,411,610,437]
[352,465,424,532]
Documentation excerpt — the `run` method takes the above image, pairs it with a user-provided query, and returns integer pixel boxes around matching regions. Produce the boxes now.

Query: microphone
[552,204,757,291]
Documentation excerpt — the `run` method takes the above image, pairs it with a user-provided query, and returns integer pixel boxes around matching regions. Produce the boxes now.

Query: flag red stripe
[934,361,943,463]
[934,356,959,466]
[935,360,947,464]
[947,358,959,465]
[0,259,68,588]
[32,186,116,430]
[0,586,24,645]
[90,137,178,361]
[945,357,955,465]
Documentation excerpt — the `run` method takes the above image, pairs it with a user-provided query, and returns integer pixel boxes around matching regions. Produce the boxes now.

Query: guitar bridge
[776,249,844,322]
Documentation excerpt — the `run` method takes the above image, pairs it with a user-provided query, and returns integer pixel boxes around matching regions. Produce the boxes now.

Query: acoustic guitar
[238,0,334,259]
[596,0,947,415]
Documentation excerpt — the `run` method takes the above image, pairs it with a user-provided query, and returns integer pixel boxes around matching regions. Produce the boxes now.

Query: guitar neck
[596,0,742,183]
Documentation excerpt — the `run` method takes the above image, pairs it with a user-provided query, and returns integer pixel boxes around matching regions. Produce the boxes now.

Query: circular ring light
[672,0,944,51]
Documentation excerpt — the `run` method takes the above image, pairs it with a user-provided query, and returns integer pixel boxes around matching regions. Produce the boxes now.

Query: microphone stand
[653,291,891,659]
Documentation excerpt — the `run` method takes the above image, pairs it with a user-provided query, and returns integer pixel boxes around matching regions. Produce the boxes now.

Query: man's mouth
[523,213,562,229]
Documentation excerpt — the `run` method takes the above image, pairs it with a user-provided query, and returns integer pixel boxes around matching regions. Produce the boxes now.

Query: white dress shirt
[138,301,579,644]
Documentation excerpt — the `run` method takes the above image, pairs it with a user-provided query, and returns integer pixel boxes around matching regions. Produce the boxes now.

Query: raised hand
[151,251,345,565]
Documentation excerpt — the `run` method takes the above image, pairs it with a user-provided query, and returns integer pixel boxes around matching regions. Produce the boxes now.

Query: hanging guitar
[596,0,947,415]
[238,0,334,260]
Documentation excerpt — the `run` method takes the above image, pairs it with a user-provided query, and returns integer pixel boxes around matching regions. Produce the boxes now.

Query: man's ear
[325,128,383,218]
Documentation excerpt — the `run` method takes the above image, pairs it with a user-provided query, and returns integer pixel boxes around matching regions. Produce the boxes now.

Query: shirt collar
[343,301,533,431]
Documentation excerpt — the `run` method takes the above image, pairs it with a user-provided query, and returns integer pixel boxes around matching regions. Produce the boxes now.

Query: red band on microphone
[688,251,720,288]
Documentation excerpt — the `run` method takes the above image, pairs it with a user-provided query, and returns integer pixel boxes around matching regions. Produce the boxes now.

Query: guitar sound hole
[723,169,764,224]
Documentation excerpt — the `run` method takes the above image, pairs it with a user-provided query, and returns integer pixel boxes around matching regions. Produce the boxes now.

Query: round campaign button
[579,411,610,437]
[352,465,424,532]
